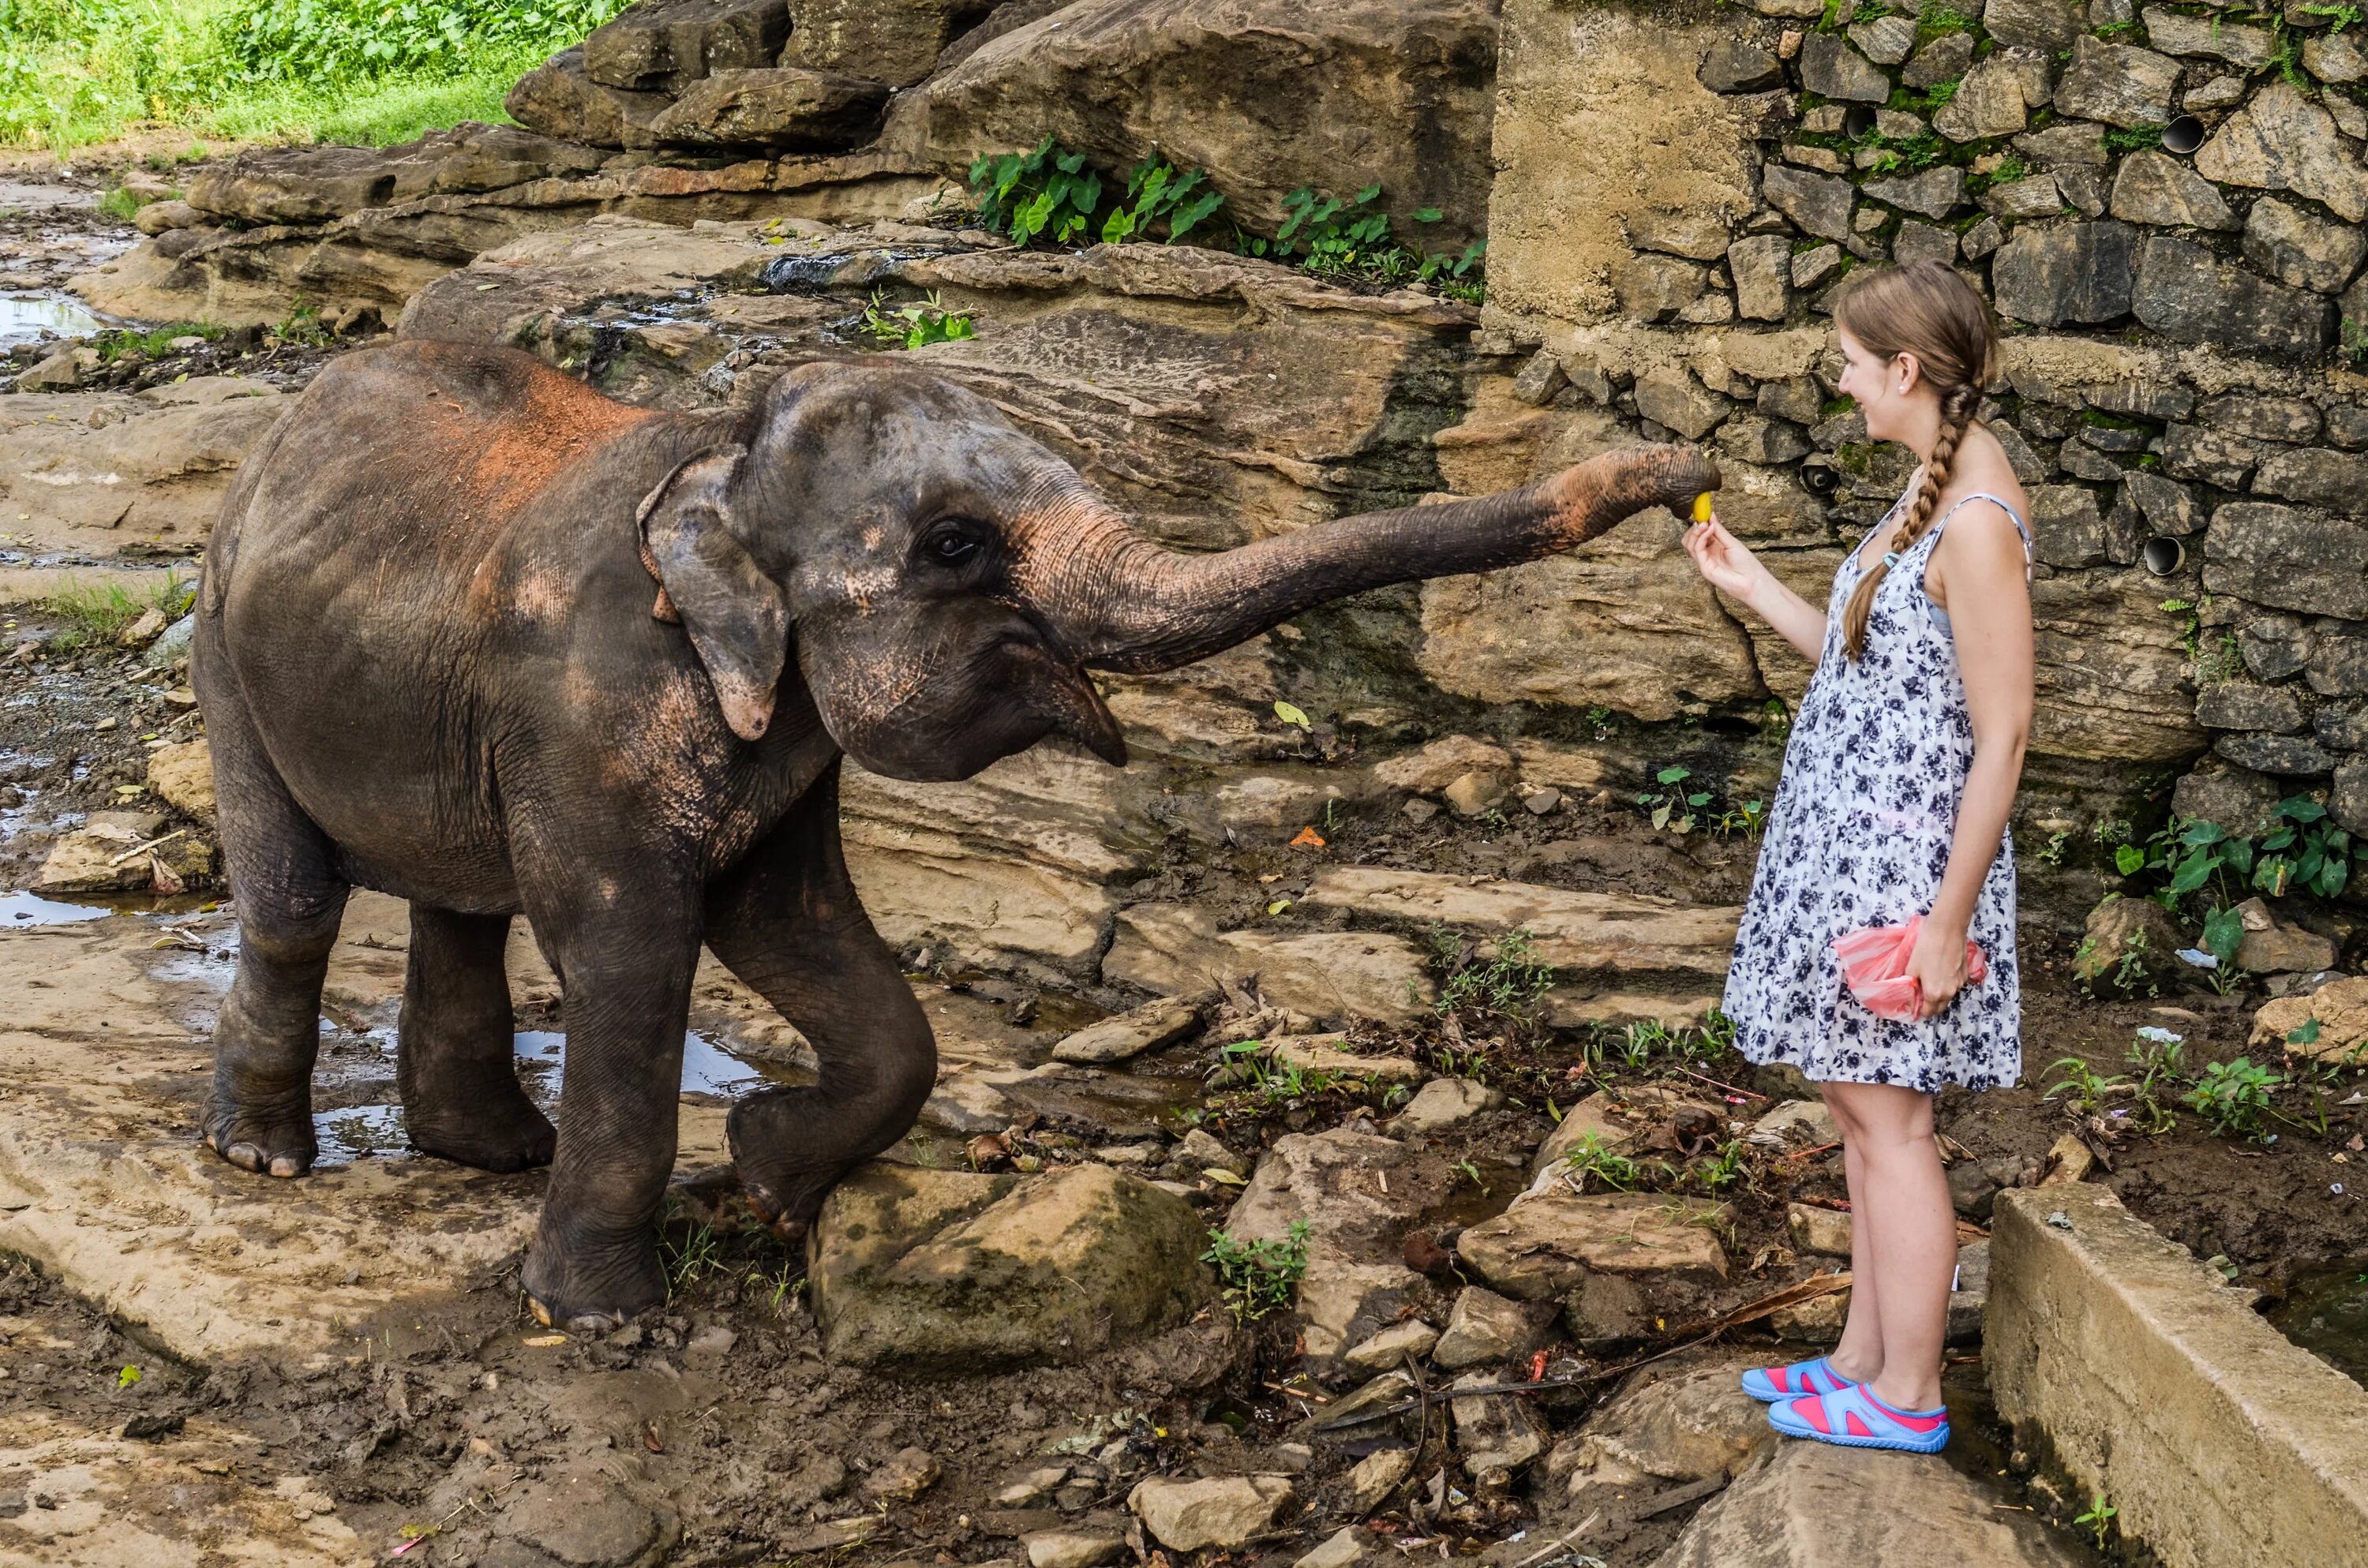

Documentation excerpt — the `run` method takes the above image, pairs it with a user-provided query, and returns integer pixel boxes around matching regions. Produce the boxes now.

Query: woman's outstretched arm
[1683,514,1827,661]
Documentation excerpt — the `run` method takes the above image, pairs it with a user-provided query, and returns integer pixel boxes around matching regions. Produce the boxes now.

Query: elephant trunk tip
[1558,443,1722,545]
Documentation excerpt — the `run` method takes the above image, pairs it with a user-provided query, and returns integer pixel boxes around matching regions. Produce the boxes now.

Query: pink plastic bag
[1831,914,1988,1023]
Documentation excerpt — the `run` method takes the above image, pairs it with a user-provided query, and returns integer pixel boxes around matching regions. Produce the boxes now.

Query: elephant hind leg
[197,657,346,1179]
[398,906,555,1173]
[708,765,936,1242]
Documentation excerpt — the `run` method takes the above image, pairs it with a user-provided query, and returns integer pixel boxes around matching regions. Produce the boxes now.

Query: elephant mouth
[1004,637,1127,767]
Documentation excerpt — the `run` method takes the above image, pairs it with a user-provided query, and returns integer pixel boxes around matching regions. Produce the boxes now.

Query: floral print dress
[1722,486,2028,1093]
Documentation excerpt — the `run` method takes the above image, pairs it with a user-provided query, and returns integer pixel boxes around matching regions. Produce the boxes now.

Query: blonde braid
[1843,381,1977,662]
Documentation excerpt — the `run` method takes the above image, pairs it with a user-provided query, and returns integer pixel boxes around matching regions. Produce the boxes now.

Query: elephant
[193,337,1717,1328]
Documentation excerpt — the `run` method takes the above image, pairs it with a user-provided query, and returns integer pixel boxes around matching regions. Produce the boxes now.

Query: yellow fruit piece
[1692,492,1714,523]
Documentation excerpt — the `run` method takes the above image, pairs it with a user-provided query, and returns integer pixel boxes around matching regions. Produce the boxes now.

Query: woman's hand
[1683,515,1768,602]
[1907,916,1973,1019]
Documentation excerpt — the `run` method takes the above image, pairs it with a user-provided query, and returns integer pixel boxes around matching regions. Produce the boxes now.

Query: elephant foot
[727,1087,857,1244]
[520,1233,665,1334]
[200,1088,316,1179]
[404,1087,556,1173]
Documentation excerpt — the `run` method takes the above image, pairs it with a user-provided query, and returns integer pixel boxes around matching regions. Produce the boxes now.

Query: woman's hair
[1833,260,1999,661]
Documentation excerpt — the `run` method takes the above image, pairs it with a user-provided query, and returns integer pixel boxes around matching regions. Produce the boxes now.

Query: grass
[40,573,193,650]
[1,0,610,152]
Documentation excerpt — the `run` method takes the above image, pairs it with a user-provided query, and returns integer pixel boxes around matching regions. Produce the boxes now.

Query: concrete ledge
[1988,1185,2368,1568]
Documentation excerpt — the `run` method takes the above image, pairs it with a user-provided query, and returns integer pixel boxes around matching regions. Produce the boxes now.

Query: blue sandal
[1769,1383,1950,1453]
[1740,1356,1856,1403]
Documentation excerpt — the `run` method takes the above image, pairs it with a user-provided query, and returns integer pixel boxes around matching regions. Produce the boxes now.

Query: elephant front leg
[706,765,936,1242]
[515,907,700,1330]
[398,905,555,1173]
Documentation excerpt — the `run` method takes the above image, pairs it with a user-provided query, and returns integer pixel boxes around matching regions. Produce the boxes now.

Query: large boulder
[647,66,891,149]
[806,1162,1212,1369]
[507,47,676,148]
[183,124,606,224]
[916,0,1503,248]
[583,0,791,92]
[785,0,1006,88]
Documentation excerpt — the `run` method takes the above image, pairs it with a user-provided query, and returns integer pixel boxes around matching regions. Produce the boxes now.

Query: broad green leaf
[1273,700,1311,729]
[2115,844,2145,876]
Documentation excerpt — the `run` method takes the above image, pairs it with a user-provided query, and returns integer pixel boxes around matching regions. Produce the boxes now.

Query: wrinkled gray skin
[196,339,1718,1328]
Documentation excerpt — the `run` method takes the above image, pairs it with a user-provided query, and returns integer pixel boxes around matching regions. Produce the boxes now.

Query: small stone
[1613,253,1707,321]
[2186,74,2250,110]
[1993,221,2135,327]
[1443,770,1508,817]
[2195,80,2368,223]
[1402,798,1439,824]
[1392,1076,1503,1135]
[1849,14,1918,65]
[2254,447,2368,512]
[2244,196,2368,294]
[1294,1528,1369,1568]
[2216,733,2337,775]
[1433,1285,1542,1370]
[1052,994,1204,1065]
[1800,33,1890,102]
[1630,208,1735,261]
[1175,1127,1250,1177]
[1677,291,1737,326]
[1344,1447,1414,1514]
[1787,1202,1853,1258]
[1127,1475,1295,1552]
[1718,414,1812,466]
[1451,1370,1551,1480]
[16,346,93,391]
[1947,1160,2000,1222]
[1763,164,1857,243]
[865,1446,941,1500]
[1522,787,1563,816]
[2197,683,2307,735]
[1342,1319,1441,1372]
[2306,30,2368,84]
[1746,1098,1837,1147]
[2233,897,2340,975]
[2074,894,2188,994]
[1728,234,1792,322]
[1700,39,1784,93]
[1988,0,2085,48]
[1865,166,1966,220]
[1025,1531,1126,1568]
[1905,32,1976,90]
[1373,735,1512,791]
[2040,1133,2096,1185]
[2109,150,2238,230]
[2018,122,2111,167]
[1792,243,1844,287]
[1981,172,2063,219]
[2053,37,2181,128]
[2145,8,2276,69]
[1934,58,2030,141]
[2175,762,2285,839]
[1633,367,1734,440]
[1511,350,1568,407]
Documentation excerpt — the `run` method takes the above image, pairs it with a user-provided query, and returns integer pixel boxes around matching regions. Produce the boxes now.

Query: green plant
[2043,1056,2131,1117]
[274,298,333,348]
[2074,1492,2118,1551]
[1098,155,1227,245]
[1693,1136,1749,1195]
[1637,764,1712,833]
[92,320,223,362]
[860,289,976,350]
[1453,1158,1492,1196]
[1429,926,1557,1026]
[1915,3,1980,43]
[2345,316,2368,369]
[2125,1029,2185,1133]
[970,136,1105,246]
[98,185,146,219]
[214,0,621,91]
[1201,1219,1310,1323]
[2182,1057,2284,1141]
[662,1220,723,1296]
[2102,124,2164,153]
[41,572,191,651]
[1561,1132,1640,1192]
[115,1364,141,1390]
[2302,1,2365,30]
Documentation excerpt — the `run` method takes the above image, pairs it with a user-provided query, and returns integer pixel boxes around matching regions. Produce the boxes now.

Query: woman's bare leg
[1822,1087,1885,1385]
[1823,1081,1953,1412]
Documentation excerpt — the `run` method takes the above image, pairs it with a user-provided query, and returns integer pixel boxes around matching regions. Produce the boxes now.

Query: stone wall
[1474,0,2368,856]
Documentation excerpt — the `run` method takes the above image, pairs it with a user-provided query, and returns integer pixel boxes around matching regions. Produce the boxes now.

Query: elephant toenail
[269,1156,302,1177]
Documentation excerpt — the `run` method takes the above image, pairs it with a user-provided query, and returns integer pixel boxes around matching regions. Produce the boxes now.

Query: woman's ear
[636,445,789,743]
[1894,350,1924,397]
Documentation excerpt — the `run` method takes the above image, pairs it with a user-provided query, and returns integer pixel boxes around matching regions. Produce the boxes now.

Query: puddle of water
[509,1027,784,1099]
[0,292,107,349]
[0,889,110,926]
[312,1103,409,1166]
[2268,1258,2368,1390]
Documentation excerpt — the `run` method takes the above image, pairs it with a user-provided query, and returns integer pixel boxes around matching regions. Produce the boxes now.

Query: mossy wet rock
[806,1162,1212,1370]
[915,0,1501,248]
[646,66,890,149]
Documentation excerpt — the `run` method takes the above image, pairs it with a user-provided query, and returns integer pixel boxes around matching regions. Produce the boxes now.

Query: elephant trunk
[1052,444,1718,675]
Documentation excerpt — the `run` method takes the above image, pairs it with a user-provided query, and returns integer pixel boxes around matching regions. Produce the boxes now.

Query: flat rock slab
[1104,904,1435,1026]
[806,1162,1211,1371]
[1301,866,1741,976]
[1457,1189,1730,1301]
[1654,1441,2084,1566]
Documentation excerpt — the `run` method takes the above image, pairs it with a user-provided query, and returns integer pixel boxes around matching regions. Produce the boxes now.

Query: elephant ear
[636,445,787,743]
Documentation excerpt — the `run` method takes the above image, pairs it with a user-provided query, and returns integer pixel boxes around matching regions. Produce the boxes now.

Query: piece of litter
[522,1334,566,1347]
[2174,948,2220,970]
[2134,1025,2183,1044]
[2045,1211,2070,1229]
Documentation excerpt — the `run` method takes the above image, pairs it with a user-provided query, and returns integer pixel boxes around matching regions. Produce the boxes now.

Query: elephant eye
[920,518,991,569]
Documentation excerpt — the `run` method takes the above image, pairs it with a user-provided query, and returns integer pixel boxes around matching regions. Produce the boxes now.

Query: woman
[1682,260,2034,1453]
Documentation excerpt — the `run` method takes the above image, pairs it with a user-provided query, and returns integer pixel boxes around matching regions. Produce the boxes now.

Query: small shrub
[1561,1132,1640,1192]
[1202,1220,1310,1323]
[860,289,976,350]
[1429,926,1557,1026]
[2181,1057,2284,1141]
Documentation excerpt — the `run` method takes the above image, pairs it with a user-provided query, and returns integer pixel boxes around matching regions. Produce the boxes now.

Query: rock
[1442,769,1510,817]
[494,1473,662,1567]
[2250,971,2368,1057]
[1052,994,1203,1065]
[1629,208,1735,262]
[584,0,789,92]
[1226,1127,1444,1265]
[506,47,673,148]
[16,346,92,390]
[2028,484,2107,568]
[1266,1034,1426,1084]
[1980,172,2064,221]
[1934,57,2030,141]
[1343,1318,1441,1372]
[1728,234,1791,321]
[2196,80,2368,223]
[1538,1357,1773,1506]
[1905,32,1976,89]
[2197,683,2306,734]
[1343,1446,1414,1514]
[2202,393,2323,445]
[1459,1189,1729,1305]
[2052,37,2179,128]
[1718,414,1812,466]
[1655,1425,2087,1565]
[2233,897,2340,975]
[1947,1160,2000,1222]
[648,67,890,149]
[1298,1256,1426,1361]
[2144,7,2276,68]
[2126,471,2200,537]
[1294,1528,1369,1568]
[146,738,215,821]
[1991,222,2134,327]
[865,1446,942,1500]
[1633,367,1733,441]
[1127,1474,1295,1552]
[2161,422,2261,489]
[133,197,201,235]
[1746,1098,1835,1148]
[807,1162,1210,1370]
[1864,167,1965,221]
[1987,0,2084,50]
[1949,1237,1988,1343]
[1511,349,1568,406]
[1451,1371,1552,1480]
[1762,163,1856,243]
[2074,895,2188,994]
[1372,735,1512,792]
[1787,1202,1853,1258]
[183,124,607,223]
[2108,149,2237,230]
[920,0,1501,247]
[1613,253,1708,322]
[1433,1285,1546,1370]
[1025,1532,1126,1568]
[1792,241,1844,286]
[2254,447,2368,514]
[1105,904,1434,1026]
[1392,1076,1502,1135]
[2133,235,2334,357]
[785,0,994,88]
[2203,502,2368,619]
[2041,1132,2095,1186]
[1300,867,1740,978]
[1800,34,1890,103]
[1849,13,1917,64]
[2217,733,2336,775]
[1700,39,1784,92]
[2243,196,2368,293]
[2306,30,2368,84]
